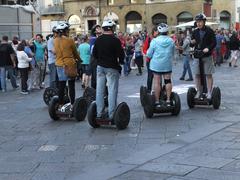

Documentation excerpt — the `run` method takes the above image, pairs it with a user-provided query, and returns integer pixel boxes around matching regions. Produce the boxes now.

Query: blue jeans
[0,66,17,91]
[124,55,132,75]
[181,55,193,79]
[48,63,57,88]
[96,66,120,119]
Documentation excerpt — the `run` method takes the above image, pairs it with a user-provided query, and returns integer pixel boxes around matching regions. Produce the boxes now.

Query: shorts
[81,64,91,76]
[56,66,74,81]
[231,50,240,60]
[151,70,172,75]
[193,56,215,75]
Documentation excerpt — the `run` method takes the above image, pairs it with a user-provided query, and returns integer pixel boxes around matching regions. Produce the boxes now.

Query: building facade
[40,0,236,35]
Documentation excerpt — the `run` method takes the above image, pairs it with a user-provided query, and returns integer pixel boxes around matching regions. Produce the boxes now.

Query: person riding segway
[187,13,221,109]
[143,23,181,118]
[87,20,130,130]
[48,22,87,121]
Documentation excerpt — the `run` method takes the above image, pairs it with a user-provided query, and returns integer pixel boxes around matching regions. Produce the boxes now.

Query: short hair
[2,35,8,41]
[17,43,25,51]
[36,34,43,39]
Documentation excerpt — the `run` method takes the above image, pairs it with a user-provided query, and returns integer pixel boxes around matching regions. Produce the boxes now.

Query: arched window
[220,11,231,30]
[125,11,142,33]
[152,13,167,25]
[177,11,193,24]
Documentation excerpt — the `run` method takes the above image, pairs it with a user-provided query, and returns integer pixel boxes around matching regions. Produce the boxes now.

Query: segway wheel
[171,92,181,116]
[73,97,88,121]
[211,87,221,109]
[187,87,196,109]
[43,87,58,105]
[143,94,154,118]
[48,96,60,121]
[87,101,99,128]
[140,86,148,107]
[83,87,96,106]
[114,102,130,130]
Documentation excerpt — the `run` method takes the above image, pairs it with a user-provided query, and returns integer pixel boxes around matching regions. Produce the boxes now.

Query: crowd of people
[0,14,240,103]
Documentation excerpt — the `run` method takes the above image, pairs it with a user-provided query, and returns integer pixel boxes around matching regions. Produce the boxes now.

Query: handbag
[64,64,78,78]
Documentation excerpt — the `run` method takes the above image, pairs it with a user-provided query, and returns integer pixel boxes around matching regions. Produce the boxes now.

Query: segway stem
[199,57,207,93]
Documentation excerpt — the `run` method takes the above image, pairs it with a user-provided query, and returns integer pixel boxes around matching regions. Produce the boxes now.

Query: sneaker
[20,91,29,95]
[155,102,161,108]
[166,101,171,107]
[207,93,212,99]
[136,73,142,76]
[13,85,19,89]
[179,77,184,80]
[186,78,193,81]
[234,65,238,67]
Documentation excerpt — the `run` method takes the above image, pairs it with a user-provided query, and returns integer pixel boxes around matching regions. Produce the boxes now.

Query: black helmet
[52,26,57,33]
[195,13,207,21]
[91,24,101,36]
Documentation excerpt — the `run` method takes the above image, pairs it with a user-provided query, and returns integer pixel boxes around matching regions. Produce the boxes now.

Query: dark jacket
[191,25,216,58]
[0,43,15,67]
[93,34,125,72]
[229,35,240,50]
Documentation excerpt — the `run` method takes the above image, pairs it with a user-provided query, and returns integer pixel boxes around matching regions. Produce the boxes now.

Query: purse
[64,64,78,78]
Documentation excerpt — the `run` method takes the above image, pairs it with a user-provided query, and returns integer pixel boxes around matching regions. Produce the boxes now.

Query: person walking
[179,31,193,81]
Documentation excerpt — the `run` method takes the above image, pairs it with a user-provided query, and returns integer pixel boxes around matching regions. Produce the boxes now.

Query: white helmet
[157,23,169,33]
[56,22,70,33]
[102,19,115,28]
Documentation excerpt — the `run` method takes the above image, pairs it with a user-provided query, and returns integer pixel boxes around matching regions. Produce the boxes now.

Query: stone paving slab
[136,163,198,176]
[186,167,240,180]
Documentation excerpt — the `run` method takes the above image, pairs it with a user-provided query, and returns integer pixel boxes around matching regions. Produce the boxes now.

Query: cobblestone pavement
[0,60,240,180]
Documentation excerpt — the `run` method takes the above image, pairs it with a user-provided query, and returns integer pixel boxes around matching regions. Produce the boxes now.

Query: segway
[43,86,69,105]
[143,85,181,118]
[87,101,130,130]
[187,50,221,109]
[48,96,87,121]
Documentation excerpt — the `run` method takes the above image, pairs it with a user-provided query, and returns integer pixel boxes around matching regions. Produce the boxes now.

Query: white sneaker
[207,93,212,99]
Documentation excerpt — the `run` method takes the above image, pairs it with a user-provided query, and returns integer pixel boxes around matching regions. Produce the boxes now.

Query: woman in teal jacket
[146,23,175,107]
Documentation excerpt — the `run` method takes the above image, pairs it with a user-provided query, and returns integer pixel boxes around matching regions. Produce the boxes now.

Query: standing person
[89,24,102,89]
[16,43,32,94]
[33,34,47,89]
[143,26,159,92]
[0,35,18,92]
[133,32,143,76]
[146,23,175,107]
[21,40,34,91]
[54,22,81,109]
[215,30,225,66]
[229,31,240,67]
[78,35,91,89]
[47,26,58,88]
[179,31,193,81]
[124,36,134,76]
[93,20,125,120]
[191,13,216,99]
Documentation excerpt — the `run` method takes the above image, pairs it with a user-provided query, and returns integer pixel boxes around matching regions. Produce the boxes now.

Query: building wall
[0,6,34,40]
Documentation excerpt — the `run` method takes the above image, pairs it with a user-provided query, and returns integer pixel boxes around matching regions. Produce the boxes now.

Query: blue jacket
[147,35,175,73]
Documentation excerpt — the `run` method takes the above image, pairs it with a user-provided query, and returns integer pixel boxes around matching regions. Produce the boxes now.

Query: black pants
[135,56,143,74]
[19,68,28,91]
[146,61,153,91]
[58,80,75,105]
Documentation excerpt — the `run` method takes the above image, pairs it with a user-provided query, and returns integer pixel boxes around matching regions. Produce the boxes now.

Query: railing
[40,5,64,15]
